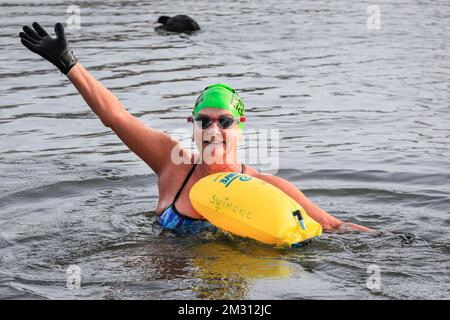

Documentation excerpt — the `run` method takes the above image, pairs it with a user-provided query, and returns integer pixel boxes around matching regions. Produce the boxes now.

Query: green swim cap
[193,84,245,129]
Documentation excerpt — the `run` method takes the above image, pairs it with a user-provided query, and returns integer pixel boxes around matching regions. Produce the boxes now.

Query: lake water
[0,0,449,299]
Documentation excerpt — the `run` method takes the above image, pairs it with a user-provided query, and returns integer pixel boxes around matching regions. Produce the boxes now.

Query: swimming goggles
[187,114,246,129]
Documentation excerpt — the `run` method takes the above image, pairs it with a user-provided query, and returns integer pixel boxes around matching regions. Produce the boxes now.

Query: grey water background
[0,0,449,299]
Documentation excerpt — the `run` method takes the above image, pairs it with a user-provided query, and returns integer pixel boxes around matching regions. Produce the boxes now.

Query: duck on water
[156,15,200,33]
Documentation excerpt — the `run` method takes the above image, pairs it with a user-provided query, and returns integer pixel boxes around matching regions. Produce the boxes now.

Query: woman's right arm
[19,22,183,175]
[67,63,179,175]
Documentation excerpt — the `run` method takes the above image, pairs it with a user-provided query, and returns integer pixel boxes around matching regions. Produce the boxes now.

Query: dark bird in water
[156,15,200,33]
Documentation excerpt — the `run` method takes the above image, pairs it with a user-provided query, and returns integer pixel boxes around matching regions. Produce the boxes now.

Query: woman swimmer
[19,22,373,233]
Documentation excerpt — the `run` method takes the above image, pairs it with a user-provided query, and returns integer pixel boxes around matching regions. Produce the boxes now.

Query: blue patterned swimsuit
[158,163,245,234]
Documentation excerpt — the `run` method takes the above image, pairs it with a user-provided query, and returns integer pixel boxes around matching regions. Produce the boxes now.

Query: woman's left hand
[335,222,376,233]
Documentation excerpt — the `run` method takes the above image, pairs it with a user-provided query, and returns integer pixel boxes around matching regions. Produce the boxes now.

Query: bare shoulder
[158,150,195,184]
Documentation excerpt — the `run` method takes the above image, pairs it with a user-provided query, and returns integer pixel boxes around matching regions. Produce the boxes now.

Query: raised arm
[19,22,180,175]
[66,63,179,174]
[256,173,374,233]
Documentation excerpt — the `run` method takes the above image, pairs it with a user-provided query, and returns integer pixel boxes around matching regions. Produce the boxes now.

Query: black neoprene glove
[19,22,78,75]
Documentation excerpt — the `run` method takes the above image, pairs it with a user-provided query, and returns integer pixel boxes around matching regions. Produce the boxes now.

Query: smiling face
[193,108,242,165]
